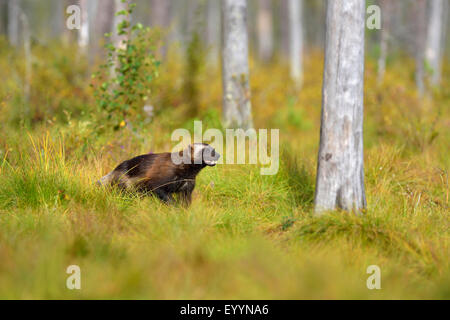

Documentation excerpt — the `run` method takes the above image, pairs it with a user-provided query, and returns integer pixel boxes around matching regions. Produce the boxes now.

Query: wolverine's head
[172,143,220,166]
[190,143,220,166]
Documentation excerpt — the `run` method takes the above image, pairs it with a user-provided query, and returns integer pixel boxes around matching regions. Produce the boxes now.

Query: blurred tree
[288,0,303,88]
[280,0,290,58]
[51,0,65,40]
[426,0,445,86]
[78,0,90,52]
[414,0,427,96]
[0,0,8,35]
[150,0,171,27]
[257,0,273,62]
[150,0,172,57]
[94,0,115,56]
[8,0,20,47]
[221,0,253,129]
[315,0,366,214]
[206,0,220,64]
[113,0,129,50]
[377,0,391,83]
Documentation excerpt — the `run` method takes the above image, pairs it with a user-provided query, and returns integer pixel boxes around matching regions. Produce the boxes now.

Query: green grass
[0,49,448,299]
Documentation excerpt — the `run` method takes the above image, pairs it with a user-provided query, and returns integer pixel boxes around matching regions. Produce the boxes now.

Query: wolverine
[98,143,220,206]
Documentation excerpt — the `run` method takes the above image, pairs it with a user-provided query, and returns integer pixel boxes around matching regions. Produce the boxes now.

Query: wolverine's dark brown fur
[98,144,220,206]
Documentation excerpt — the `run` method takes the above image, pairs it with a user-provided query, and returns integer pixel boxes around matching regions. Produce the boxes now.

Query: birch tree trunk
[51,0,65,39]
[288,0,303,88]
[257,0,273,62]
[94,0,115,56]
[113,0,128,50]
[19,11,31,105]
[206,0,220,65]
[78,0,90,52]
[377,0,391,83]
[280,0,290,59]
[314,0,366,214]
[415,0,427,96]
[0,0,6,35]
[150,0,171,28]
[221,0,253,129]
[426,0,444,86]
[8,0,20,47]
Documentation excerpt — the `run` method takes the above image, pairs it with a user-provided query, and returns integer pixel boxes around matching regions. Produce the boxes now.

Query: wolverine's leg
[180,190,192,207]
[154,189,174,204]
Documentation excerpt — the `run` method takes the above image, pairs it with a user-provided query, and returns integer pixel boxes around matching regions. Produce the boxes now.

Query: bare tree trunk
[19,10,31,105]
[0,0,6,35]
[112,0,128,50]
[314,0,366,214]
[377,0,391,83]
[8,0,20,47]
[288,0,303,87]
[150,0,171,27]
[150,0,172,58]
[415,0,427,96]
[221,0,253,129]
[426,0,444,86]
[280,0,290,59]
[207,0,220,65]
[95,0,114,37]
[50,0,65,39]
[94,0,115,56]
[257,0,273,62]
[78,0,90,52]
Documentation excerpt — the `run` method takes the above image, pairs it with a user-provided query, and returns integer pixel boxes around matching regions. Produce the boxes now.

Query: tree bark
[8,0,20,47]
[314,0,366,214]
[288,0,303,87]
[221,0,253,129]
[426,0,444,86]
[257,0,273,62]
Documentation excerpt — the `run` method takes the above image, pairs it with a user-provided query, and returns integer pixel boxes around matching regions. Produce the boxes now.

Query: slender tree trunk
[426,0,444,86]
[206,0,220,65]
[110,0,129,78]
[94,0,115,56]
[443,0,449,61]
[377,0,391,83]
[8,0,20,47]
[314,0,366,214]
[288,0,303,87]
[112,0,128,50]
[51,0,65,39]
[19,10,31,105]
[415,0,427,96]
[221,0,253,129]
[150,0,172,58]
[257,0,273,62]
[150,0,171,27]
[78,0,89,52]
[0,0,6,35]
[280,0,290,59]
